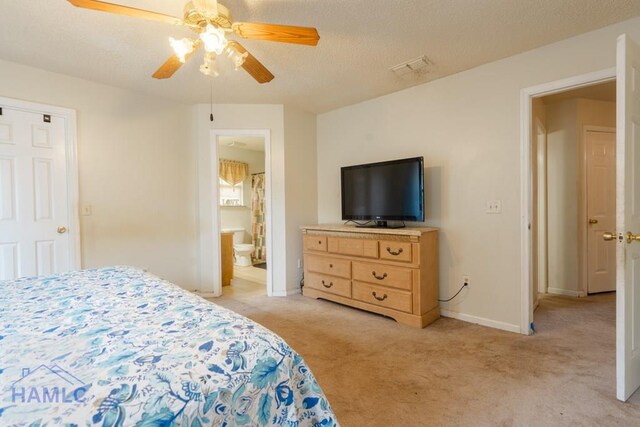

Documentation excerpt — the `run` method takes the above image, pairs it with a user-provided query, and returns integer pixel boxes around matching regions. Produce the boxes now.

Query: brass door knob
[57,226,67,234]
[589,218,599,224]
[627,232,640,244]
[603,232,617,241]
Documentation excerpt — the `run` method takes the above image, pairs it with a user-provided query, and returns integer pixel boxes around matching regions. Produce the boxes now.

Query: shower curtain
[251,173,267,262]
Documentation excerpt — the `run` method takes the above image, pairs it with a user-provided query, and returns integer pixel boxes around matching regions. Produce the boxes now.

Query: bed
[0,266,337,426]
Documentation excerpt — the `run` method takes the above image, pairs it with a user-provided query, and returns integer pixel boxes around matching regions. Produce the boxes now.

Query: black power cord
[438,283,469,302]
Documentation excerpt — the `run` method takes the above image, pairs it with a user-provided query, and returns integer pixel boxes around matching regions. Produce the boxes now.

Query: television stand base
[355,220,405,229]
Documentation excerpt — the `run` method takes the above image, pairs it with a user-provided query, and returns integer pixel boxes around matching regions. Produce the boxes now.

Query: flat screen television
[341,156,424,228]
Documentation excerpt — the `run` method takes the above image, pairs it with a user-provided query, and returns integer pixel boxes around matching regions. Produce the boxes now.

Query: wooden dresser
[301,225,439,328]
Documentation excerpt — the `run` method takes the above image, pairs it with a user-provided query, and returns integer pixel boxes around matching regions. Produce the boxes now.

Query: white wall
[546,99,579,295]
[0,60,316,296]
[576,99,617,132]
[193,104,284,295]
[0,59,198,288]
[317,17,640,331]
[192,104,278,292]
[284,106,318,292]
[218,145,265,242]
[193,104,317,296]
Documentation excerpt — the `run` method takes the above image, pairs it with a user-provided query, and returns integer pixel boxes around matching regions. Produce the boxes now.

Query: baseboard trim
[440,309,520,334]
[547,287,586,297]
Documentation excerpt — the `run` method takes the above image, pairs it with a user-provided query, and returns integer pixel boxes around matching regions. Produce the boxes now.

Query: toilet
[222,228,255,267]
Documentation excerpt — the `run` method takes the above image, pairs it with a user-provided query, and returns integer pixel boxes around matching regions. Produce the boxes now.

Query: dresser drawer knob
[318,240,322,244]
[329,264,333,268]
[372,291,388,301]
[386,247,404,256]
[372,271,388,280]
[321,280,333,288]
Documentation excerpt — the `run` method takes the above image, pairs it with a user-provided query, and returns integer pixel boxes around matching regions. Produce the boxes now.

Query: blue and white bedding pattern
[0,266,337,426]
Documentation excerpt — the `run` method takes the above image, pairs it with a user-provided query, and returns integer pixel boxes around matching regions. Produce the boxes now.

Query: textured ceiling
[542,80,617,104]
[218,135,265,151]
[1,0,639,113]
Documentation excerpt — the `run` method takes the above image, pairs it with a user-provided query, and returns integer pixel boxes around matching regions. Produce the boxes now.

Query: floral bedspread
[0,266,336,426]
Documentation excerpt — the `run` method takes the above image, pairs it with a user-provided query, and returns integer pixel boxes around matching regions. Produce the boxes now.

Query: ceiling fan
[67,0,320,83]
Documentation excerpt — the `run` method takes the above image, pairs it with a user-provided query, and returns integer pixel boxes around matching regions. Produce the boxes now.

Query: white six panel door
[586,130,617,294]
[0,107,70,280]
[616,34,640,401]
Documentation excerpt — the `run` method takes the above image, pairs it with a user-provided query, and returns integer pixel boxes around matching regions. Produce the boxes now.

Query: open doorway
[522,36,640,403]
[532,81,617,307]
[524,75,621,399]
[217,135,267,297]
[520,68,617,334]
[210,129,273,298]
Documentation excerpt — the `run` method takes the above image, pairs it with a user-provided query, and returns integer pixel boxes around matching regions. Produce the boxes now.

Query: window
[219,179,244,206]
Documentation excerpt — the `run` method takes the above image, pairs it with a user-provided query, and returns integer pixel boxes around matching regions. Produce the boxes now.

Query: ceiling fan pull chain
[210,79,215,123]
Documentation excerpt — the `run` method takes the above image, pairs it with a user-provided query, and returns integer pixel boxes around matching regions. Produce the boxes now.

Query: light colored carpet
[211,281,640,426]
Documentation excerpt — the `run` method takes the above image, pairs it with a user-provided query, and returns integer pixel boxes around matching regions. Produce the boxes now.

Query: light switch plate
[81,205,92,216]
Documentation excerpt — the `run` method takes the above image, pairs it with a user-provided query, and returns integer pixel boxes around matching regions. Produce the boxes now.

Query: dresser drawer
[379,240,413,263]
[305,273,351,298]
[327,237,378,258]
[304,235,327,252]
[352,261,413,291]
[305,255,351,279]
[352,281,413,313]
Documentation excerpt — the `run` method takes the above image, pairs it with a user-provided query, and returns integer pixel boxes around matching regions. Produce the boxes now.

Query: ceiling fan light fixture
[200,24,227,55]
[65,0,319,83]
[169,37,196,63]
[225,45,248,70]
[200,52,219,77]
[192,0,219,19]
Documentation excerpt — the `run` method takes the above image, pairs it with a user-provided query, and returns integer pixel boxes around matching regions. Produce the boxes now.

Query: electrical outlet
[485,200,502,214]
[462,275,470,286]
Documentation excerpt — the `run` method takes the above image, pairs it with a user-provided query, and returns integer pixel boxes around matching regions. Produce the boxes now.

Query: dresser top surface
[301,224,438,237]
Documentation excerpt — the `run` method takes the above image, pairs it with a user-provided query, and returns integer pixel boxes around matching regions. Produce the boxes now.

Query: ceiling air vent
[390,55,432,80]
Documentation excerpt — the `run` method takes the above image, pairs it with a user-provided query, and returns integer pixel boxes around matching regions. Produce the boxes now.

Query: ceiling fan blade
[152,56,185,79]
[228,42,274,84]
[152,42,202,80]
[67,0,182,25]
[232,22,320,46]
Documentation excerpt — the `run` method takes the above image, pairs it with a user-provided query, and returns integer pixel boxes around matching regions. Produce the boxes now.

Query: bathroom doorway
[208,129,272,297]
[212,129,272,297]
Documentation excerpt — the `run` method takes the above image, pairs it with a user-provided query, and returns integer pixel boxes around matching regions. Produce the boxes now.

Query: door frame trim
[581,126,616,295]
[520,68,616,335]
[0,96,81,271]
[535,119,548,296]
[208,128,273,297]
